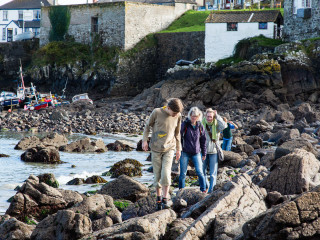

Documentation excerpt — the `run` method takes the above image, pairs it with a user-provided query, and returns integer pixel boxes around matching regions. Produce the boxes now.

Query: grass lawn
[160,8,284,33]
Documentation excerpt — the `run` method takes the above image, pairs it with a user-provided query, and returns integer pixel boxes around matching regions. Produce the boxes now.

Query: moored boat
[72,93,93,104]
[0,91,20,108]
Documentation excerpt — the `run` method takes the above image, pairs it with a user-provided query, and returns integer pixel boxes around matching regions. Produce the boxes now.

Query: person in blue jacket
[179,107,207,192]
[222,117,238,151]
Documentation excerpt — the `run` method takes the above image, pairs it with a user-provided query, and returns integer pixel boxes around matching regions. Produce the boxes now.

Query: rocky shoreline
[1,41,320,239]
[0,92,319,239]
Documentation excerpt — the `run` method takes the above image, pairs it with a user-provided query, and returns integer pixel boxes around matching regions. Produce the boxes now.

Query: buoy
[8,109,11,113]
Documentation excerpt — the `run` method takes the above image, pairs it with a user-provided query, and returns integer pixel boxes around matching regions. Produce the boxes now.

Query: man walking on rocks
[142,98,183,210]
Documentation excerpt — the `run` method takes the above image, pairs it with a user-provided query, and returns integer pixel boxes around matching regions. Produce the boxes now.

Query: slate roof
[206,10,283,24]
[13,20,40,28]
[0,0,52,9]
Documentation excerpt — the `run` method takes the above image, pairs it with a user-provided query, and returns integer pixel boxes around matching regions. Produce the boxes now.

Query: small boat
[72,93,93,104]
[0,91,20,107]
[33,102,48,110]
[13,31,35,41]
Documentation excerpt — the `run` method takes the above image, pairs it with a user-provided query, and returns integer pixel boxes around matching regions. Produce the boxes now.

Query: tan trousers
[151,150,174,189]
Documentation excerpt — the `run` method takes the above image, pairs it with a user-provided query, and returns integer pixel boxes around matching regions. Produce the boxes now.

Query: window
[259,22,268,29]
[18,10,23,20]
[15,28,17,35]
[227,22,238,31]
[2,28,6,40]
[3,11,8,21]
[293,0,311,14]
[91,17,98,33]
[33,10,41,20]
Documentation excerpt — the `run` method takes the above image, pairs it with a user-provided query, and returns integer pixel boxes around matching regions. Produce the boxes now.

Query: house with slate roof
[205,10,283,62]
[0,0,53,42]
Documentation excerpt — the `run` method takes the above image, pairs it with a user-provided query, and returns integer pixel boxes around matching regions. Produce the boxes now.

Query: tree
[49,6,71,42]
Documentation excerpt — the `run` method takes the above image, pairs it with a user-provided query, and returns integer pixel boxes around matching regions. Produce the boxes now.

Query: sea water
[0,132,152,214]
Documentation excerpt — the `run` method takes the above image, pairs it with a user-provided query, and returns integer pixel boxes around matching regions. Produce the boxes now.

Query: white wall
[205,22,275,62]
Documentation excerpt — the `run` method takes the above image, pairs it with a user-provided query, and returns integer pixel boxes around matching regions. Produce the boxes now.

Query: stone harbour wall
[40,1,194,49]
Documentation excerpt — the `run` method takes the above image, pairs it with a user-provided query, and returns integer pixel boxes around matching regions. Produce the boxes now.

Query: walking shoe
[162,198,172,209]
[156,196,162,211]
[156,200,163,211]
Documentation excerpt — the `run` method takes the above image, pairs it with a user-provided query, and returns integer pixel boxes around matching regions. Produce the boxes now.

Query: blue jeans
[222,137,233,151]
[203,154,218,193]
[179,152,206,192]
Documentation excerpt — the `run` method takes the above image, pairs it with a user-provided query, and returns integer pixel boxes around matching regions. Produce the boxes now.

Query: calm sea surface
[0,132,152,214]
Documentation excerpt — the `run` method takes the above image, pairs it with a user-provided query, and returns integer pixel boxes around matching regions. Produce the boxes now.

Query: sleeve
[175,116,182,151]
[200,124,207,156]
[216,114,228,132]
[142,110,156,142]
[229,123,235,129]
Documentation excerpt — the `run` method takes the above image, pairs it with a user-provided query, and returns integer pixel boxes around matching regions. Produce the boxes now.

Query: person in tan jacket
[142,98,183,210]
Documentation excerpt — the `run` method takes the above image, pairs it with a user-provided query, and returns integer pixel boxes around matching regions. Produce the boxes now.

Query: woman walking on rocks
[179,107,207,192]
[202,108,227,193]
[142,98,184,210]
[222,117,238,151]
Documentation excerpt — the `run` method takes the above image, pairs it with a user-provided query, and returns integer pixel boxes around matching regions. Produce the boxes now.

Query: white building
[0,0,54,42]
[205,10,283,63]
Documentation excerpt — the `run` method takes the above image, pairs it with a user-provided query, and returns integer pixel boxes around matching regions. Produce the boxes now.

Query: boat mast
[19,59,25,91]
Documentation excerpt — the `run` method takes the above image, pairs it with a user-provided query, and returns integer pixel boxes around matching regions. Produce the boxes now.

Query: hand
[202,156,206,161]
[142,141,149,151]
[175,151,181,163]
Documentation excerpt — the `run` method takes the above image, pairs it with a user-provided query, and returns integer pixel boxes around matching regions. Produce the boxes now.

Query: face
[167,107,179,117]
[191,114,199,123]
[206,112,214,123]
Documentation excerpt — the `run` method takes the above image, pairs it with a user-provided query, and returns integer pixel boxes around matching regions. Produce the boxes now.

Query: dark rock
[21,146,61,164]
[136,138,151,151]
[85,175,107,184]
[37,173,59,188]
[121,195,157,221]
[0,216,36,240]
[245,136,263,149]
[108,158,143,178]
[30,210,92,240]
[59,137,106,153]
[242,186,320,240]
[275,139,318,159]
[6,175,83,221]
[232,144,254,156]
[164,218,194,240]
[98,175,149,202]
[107,140,135,151]
[67,178,85,185]
[260,149,320,195]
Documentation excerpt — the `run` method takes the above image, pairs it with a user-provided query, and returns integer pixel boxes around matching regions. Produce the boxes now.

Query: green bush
[49,6,71,41]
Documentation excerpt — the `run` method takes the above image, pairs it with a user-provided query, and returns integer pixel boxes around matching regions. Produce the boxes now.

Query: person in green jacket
[222,117,238,151]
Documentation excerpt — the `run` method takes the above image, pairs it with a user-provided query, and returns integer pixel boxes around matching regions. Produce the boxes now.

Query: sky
[0,0,94,6]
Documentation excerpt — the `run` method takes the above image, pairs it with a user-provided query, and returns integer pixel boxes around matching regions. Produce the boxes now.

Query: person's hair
[167,98,184,113]
[187,107,203,121]
[205,108,215,116]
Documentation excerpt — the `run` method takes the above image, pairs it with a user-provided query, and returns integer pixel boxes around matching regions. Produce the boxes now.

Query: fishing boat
[72,93,93,104]
[33,102,48,110]
[0,91,20,108]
